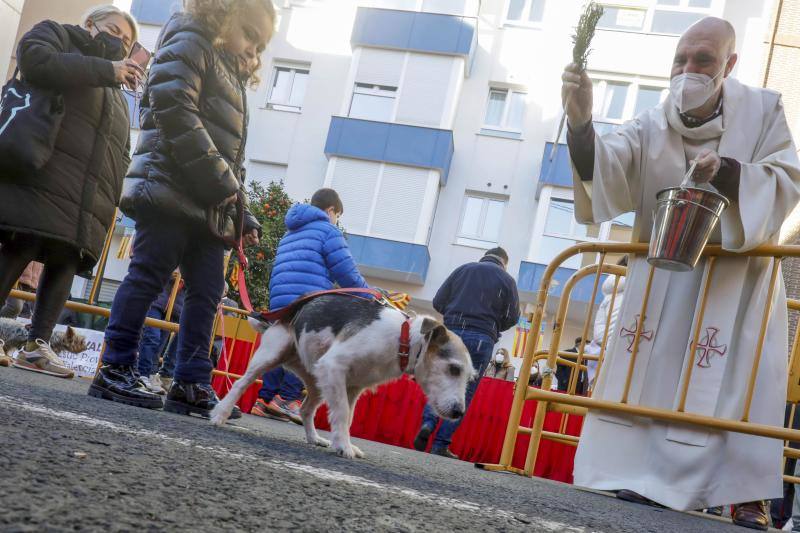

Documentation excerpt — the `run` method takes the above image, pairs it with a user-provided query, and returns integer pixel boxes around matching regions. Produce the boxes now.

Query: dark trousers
[103,217,224,384]
[137,308,168,376]
[259,367,304,403]
[421,329,494,450]
[0,236,78,341]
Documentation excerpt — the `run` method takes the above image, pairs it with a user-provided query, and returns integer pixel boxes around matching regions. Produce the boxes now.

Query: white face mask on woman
[669,60,728,113]
[495,353,505,364]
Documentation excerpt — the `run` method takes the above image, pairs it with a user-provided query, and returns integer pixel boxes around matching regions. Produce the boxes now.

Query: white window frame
[483,87,527,134]
[266,62,311,113]
[530,186,634,268]
[502,0,547,28]
[322,159,440,245]
[348,83,398,122]
[455,194,508,249]
[596,0,722,36]
[588,73,668,136]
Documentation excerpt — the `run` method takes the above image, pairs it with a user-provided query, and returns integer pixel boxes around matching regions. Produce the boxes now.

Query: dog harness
[243,277,419,373]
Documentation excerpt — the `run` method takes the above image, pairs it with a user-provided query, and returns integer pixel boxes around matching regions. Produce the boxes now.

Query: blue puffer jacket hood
[268,204,368,310]
[284,203,329,231]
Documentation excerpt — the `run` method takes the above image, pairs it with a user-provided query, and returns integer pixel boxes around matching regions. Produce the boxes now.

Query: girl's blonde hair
[183,0,276,85]
[82,4,140,45]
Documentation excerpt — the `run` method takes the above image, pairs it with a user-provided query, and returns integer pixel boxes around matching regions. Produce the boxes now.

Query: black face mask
[93,31,126,61]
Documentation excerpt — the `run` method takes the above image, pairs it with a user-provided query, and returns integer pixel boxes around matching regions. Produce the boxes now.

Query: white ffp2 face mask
[495,354,505,364]
[669,62,727,113]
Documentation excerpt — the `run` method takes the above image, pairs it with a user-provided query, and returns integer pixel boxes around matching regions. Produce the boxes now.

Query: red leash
[236,242,253,312]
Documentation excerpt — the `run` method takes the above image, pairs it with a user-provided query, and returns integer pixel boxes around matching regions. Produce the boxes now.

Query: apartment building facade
[1,0,779,353]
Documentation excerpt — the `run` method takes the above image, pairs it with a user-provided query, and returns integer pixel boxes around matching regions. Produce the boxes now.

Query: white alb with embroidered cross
[569,77,800,511]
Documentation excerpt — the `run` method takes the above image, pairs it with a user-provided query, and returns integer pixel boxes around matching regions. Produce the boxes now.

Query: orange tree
[227,181,293,311]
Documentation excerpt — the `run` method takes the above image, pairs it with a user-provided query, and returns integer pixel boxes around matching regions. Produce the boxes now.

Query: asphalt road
[0,367,763,532]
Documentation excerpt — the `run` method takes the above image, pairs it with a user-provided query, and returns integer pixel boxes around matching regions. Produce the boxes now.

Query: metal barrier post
[677,256,717,412]
[88,215,118,305]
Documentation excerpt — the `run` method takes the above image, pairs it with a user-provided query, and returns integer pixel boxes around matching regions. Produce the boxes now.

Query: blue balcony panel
[325,116,454,185]
[347,234,430,286]
[352,7,477,75]
[538,142,573,188]
[518,261,606,305]
[131,0,181,25]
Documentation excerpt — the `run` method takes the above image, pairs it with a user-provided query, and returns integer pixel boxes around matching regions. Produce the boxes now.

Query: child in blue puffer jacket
[251,188,368,423]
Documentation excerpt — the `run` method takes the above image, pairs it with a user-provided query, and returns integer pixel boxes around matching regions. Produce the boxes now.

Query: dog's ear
[65,326,75,339]
[421,318,448,346]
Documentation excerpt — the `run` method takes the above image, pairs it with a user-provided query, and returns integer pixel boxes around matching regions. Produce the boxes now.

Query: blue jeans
[159,333,178,378]
[103,216,225,384]
[136,308,168,376]
[259,367,303,402]
[420,329,494,451]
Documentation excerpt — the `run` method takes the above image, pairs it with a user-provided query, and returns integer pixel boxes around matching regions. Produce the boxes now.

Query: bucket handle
[680,160,699,188]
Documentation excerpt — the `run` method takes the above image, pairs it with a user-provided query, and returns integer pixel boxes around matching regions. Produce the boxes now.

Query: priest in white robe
[561,17,800,528]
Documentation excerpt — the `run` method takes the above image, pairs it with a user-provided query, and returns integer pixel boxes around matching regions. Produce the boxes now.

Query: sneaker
[142,374,167,395]
[250,398,289,421]
[430,447,459,460]
[0,340,11,367]
[413,425,433,451]
[158,374,173,391]
[13,339,74,378]
[277,398,303,425]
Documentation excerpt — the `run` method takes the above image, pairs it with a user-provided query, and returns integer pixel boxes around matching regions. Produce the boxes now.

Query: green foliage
[572,2,604,70]
[227,181,293,311]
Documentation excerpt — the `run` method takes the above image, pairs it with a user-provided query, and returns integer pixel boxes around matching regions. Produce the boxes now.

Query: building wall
[0,0,24,82]
[4,0,107,80]
[0,0,782,358]
[764,0,800,344]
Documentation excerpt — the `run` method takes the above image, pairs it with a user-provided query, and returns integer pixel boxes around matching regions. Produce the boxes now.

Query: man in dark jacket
[414,247,520,458]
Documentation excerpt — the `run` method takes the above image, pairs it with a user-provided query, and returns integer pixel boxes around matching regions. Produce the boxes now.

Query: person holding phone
[0,5,139,377]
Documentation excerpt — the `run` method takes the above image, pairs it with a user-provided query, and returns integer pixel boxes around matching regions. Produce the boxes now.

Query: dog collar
[398,319,412,372]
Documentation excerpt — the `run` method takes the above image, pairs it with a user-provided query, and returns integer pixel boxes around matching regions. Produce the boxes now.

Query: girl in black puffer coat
[0,5,141,378]
[92,0,274,415]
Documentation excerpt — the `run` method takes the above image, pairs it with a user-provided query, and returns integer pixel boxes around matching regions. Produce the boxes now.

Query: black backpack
[0,68,64,174]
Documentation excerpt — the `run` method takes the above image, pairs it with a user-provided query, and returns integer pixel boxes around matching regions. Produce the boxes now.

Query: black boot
[88,363,164,409]
[164,382,241,419]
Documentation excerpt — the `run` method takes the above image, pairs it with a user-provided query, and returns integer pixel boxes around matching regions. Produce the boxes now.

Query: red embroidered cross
[619,315,654,352]
[694,327,728,368]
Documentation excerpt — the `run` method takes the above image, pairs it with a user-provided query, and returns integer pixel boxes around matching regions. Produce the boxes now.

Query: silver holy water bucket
[648,177,729,272]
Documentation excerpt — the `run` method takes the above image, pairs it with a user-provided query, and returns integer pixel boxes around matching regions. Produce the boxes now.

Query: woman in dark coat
[0,5,142,378]
[90,0,273,416]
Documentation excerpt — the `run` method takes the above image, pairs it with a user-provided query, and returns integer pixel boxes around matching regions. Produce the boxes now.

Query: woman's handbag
[0,68,64,174]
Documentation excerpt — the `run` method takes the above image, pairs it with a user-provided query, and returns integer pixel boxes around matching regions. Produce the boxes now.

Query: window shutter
[330,158,380,235]
[395,54,453,127]
[355,49,404,87]
[247,162,288,186]
[370,164,430,242]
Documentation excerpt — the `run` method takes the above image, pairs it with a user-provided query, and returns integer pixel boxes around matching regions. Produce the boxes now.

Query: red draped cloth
[212,339,583,483]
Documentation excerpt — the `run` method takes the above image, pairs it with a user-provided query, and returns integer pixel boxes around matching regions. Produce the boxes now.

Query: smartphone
[128,41,152,70]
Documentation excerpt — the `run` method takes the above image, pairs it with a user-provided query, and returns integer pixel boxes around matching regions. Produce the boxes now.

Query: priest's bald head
[670,17,738,118]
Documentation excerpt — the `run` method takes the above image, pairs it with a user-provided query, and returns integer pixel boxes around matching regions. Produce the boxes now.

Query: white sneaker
[147,373,167,395]
[13,339,74,378]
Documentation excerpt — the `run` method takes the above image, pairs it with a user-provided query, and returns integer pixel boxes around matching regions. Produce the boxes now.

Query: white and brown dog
[210,294,474,458]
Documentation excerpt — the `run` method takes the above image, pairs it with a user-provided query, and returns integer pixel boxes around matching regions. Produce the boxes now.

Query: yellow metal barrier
[479,242,800,486]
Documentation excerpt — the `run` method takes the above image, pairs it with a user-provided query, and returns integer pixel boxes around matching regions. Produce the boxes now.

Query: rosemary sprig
[550,2,605,160]
[572,2,605,70]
